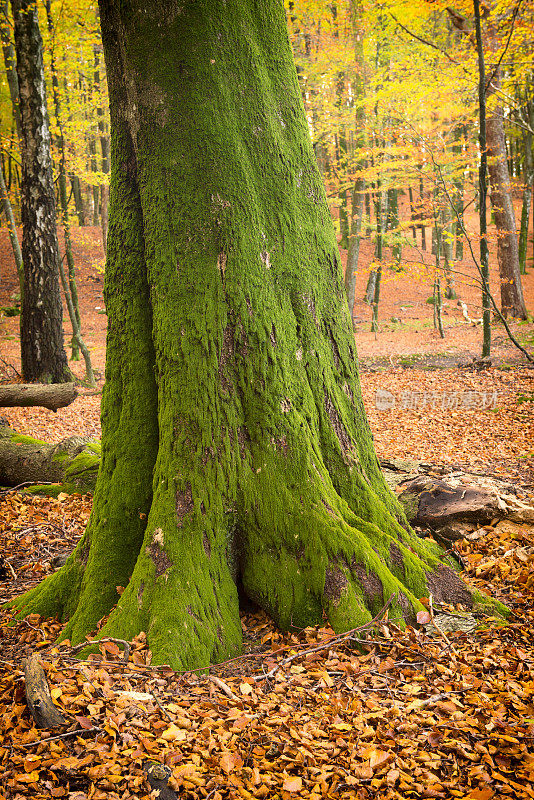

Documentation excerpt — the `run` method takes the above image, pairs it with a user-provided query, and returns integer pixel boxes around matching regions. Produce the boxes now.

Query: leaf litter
[2,492,534,799]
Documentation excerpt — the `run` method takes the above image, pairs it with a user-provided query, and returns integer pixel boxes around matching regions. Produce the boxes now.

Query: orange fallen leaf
[282,776,302,792]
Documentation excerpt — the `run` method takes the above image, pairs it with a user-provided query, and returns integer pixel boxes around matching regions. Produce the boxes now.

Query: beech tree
[11,0,497,670]
[12,0,70,382]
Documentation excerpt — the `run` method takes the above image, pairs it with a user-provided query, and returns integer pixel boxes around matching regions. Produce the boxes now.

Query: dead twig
[21,726,102,748]
[253,594,397,682]
[209,675,239,702]
[69,637,131,664]
[0,482,55,496]
[429,594,453,648]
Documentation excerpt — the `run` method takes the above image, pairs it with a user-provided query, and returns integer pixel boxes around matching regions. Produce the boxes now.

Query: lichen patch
[389,542,405,579]
[324,565,348,606]
[324,391,352,453]
[219,324,235,391]
[147,542,171,579]
[217,252,227,276]
[175,483,194,527]
[137,581,145,607]
[351,561,384,608]
[426,564,474,609]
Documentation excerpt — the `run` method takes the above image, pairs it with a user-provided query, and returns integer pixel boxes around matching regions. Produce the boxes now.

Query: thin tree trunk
[345,177,364,325]
[70,174,86,226]
[452,125,465,260]
[94,45,110,253]
[12,0,70,383]
[0,0,22,140]
[45,0,94,385]
[474,0,491,358]
[486,67,527,319]
[364,190,371,234]
[89,135,100,227]
[408,186,417,241]
[441,203,456,299]
[518,97,533,275]
[45,0,84,363]
[419,174,426,251]
[388,187,401,266]
[0,157,23,290]
[344,0,366,326]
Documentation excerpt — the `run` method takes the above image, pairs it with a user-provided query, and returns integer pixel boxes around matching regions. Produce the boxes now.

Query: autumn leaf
[417,610,432,624]
[282,776,302,792]
[74,715,94,729]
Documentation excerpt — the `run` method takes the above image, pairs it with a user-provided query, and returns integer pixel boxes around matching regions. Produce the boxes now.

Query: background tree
[12,0,70,382]
[10,0,485,670]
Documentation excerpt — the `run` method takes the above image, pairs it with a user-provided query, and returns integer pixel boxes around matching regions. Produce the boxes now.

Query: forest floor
[1,207,534,800]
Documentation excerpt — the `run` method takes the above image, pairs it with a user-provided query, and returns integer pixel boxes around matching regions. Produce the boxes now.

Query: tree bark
[0,382,77,410]
[12,0,71,382]
[10,0,498,670]
[0,421,99,491]
[70,174,86,227]
[486,67,527,319]
[518,98,533,275]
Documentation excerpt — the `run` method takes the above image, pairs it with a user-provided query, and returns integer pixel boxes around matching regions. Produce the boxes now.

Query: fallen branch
[24,653,66,729]
[21,726,101,748]
[0,382,77,411]
[209,675,239,701]
[69,637,131,664]
[0,421,99,492]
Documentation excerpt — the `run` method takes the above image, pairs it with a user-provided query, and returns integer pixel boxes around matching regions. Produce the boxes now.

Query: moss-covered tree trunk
[11,0,492,670]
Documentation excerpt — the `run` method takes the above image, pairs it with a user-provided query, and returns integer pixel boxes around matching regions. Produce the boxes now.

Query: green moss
[9,432,47,446]
[24,484,63,498]
[397,490,419,522]
[471,590,510,619]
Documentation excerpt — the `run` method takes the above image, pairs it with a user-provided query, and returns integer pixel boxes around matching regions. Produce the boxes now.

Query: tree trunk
[12,0,71,383]
[419,174,426,250]
[0,156,24,291]
[486,67,527,319]
[388,187,401,266]
[0,0,22,141]
[70,174,86,226]
[344,0,366,327]
[95,46,110,254]
[441,204,456,299]
[408,186,417,242]
[0,421,99,492]
[11,0,494,670]
[452,125,465,261]
[0,382,76,410]
[518,98,533,275]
